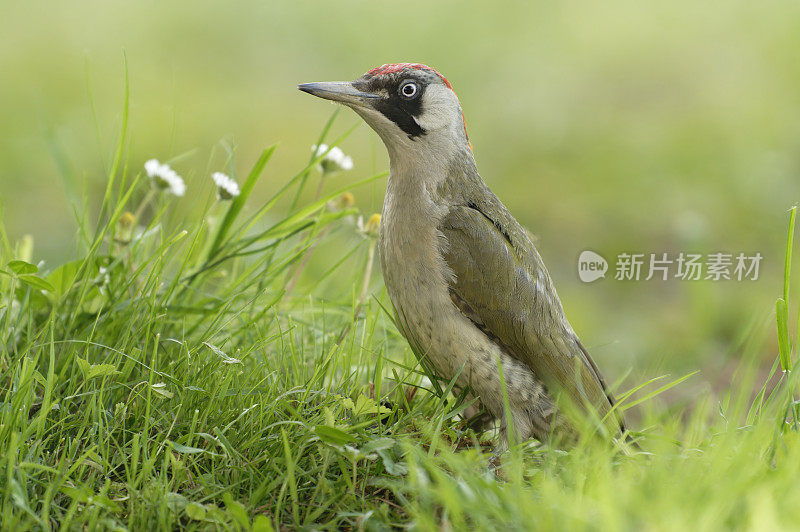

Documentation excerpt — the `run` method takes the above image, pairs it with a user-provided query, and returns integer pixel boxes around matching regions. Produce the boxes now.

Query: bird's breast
[378,176,454,350]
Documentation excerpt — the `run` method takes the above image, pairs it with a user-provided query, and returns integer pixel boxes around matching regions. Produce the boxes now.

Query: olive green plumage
[437,165,620,434]
[299,63,625,444]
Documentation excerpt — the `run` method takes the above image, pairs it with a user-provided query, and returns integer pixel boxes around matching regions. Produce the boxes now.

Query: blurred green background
[1,0,799,394]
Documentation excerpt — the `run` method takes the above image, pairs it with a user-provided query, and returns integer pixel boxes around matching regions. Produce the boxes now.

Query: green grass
[4,0,800,381]
[1,101,800,530]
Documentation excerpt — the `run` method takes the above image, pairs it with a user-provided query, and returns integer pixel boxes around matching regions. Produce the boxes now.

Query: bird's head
[299,63,470,161]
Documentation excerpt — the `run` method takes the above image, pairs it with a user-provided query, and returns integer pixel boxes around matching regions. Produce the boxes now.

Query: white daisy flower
[312,144,354,173]
[144,159,161,177]
[158,167,186,197]
[211,172,240,200]
[144,159,186,197]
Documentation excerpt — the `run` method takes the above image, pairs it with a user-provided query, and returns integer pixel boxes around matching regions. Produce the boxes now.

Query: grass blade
[208,145,277,258]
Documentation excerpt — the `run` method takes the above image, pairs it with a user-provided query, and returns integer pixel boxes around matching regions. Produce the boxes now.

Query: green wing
[438,187,620,432]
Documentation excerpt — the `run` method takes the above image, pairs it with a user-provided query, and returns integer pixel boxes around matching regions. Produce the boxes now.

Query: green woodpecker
[299,63,624,444]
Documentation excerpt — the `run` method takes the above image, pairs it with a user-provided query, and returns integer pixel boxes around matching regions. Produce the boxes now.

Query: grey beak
[298,81,380,106]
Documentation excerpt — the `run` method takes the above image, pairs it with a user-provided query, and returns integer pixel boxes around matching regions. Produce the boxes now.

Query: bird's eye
[399,81,419,99]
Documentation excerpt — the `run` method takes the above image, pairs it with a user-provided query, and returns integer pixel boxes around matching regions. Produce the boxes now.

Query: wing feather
[439,197,622,432]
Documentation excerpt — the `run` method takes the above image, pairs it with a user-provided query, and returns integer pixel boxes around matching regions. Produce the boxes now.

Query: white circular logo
[578,250,608,283]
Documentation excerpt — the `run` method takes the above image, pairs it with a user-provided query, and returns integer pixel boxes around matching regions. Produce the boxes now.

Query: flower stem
[336,239,377,344]
[284,169,330,293]
[359,240,376,305]
[284,225,332,294]
[314,171,328,201]
[133,189,156,223]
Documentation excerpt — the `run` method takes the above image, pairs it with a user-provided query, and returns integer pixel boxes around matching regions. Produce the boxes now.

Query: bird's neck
[385,136,476,191]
